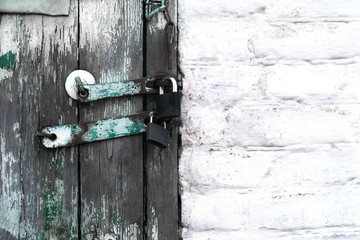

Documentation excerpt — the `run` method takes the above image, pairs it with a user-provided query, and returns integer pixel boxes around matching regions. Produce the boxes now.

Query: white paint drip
[150,205,159,240]
[123,223,140,240]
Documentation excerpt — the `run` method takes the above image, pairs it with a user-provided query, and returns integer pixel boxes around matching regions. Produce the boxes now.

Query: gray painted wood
[0,0,70,16]
[79,0,144,239]
[0,15,22,240]
[0,1,179,239]
[145,0,180,239]
[0,0,79,238]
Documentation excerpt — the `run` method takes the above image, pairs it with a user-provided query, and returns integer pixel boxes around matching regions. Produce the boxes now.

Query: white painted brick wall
[178,1,360,239]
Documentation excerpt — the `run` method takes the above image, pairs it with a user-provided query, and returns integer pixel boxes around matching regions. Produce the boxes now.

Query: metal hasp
[78,78,158,102]
[38,112,152,148]
[65,70,172,102]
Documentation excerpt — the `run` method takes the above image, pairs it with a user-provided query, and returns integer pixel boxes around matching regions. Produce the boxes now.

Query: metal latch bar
[38,112,152,148]
[65,71,173,102]
[78,78,158,102]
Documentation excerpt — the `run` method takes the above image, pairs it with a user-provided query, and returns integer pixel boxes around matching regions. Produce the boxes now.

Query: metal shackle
[149,115,166,128]
[159,76,177,95]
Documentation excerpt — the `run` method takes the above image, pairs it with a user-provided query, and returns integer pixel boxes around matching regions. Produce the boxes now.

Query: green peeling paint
[86,81,141,101]
[125,119,146,135]
[42,177,77,239]
[79,78,157,102]
[0,51,15,71]
[40,112,151,148]
[85,117,146,141]
[49,152,64,173]
[112,208,123,227]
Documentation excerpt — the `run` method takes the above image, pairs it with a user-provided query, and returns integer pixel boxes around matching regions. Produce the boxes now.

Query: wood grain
[0,1,179,239]
[145,0,180,239]
[79,0,144,239]
[0,0,79,238]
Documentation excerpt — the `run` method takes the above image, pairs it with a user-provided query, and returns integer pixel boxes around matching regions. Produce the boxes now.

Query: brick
[179,0,267,20]
[251,22,360,63]
[182,188,360,233]
[183,229,360,240]
[266,0,360,22]
[179,19,251,66]
[180,144,360,191]
[180,146,273,190]
[226,105,360,147]
[180,0,360,21]
[181,64,360,105]
[181,104,360,147]
[180,20,360,66]
[179,1,360,239]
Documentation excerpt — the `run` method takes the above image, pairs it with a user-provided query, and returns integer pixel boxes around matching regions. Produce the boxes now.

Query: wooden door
[0,0,179,239]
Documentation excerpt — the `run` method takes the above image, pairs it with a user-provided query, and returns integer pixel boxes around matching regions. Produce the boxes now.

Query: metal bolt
[75,76,89,98]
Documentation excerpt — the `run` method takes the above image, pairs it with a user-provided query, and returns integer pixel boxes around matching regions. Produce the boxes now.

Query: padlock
[156,76,181,119]
[146,116,169,148]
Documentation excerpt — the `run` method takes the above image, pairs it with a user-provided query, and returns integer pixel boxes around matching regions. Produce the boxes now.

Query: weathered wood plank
[0,0,79,238]
[145,0,180,239]
[79,0,144,239]
[0,0,70,16]
[0,14,22,239]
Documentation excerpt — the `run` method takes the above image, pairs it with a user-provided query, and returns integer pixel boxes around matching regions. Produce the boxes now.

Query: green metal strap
[145,0,166,19]
[78,78,158,102]
[39,112,152,148]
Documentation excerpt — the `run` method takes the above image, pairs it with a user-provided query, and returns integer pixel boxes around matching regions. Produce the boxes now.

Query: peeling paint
[79,78,157,102]
[49,151,64,173]
[0,15,19,81]
[149,205,159,240]
[40,112,151,148]
[81,199,141,240]
[112,208,123,228]
[0,147,78,240]
[42,177,77,240]
[0,51,15,71]
[1,0,79,239]
[0,133,21,239]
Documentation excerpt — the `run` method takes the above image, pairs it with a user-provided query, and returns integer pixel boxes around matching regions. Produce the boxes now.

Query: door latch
[37,112,152,148]
[37,71,180,148]
[65,70,175,102]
